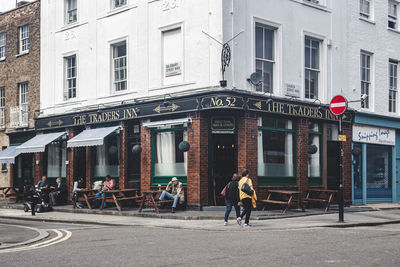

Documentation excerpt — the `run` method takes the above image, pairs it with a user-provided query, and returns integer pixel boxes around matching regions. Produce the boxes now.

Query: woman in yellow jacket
[238,169,254,227]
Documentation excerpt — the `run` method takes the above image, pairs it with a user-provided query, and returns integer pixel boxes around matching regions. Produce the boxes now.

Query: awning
[0,146,21,164]
[16,132,66,154]
[67,126,120,148]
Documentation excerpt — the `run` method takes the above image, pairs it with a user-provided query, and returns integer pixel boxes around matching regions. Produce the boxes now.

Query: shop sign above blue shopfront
[353,124,396,146]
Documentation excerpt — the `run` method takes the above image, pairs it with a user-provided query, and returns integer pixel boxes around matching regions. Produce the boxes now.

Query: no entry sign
[330,95,348,116]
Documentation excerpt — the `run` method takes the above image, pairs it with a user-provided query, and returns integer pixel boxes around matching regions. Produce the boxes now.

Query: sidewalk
[1,204,400,231]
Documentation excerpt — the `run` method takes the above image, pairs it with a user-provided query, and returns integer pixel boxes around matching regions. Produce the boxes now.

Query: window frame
[304,36,320,100]
[257,116,297,186]
[65,0,78,24]
[360,51,372,109]
[360,0,372,19]
[112,0,127,9]
[111,40,128,93]
[0,33,6,60]
[308,122,323,185]
[19,25,29,54]
[255,23,276,94]
[64,54,77,100]
[389,60,398,113]
[388,0,398,29]
[151,126,188,186]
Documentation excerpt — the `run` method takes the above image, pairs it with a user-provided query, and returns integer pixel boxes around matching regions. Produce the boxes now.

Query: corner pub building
[5,90,353,209]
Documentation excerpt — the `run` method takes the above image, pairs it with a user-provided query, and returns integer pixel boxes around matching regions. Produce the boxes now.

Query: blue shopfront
[352,114,400,204]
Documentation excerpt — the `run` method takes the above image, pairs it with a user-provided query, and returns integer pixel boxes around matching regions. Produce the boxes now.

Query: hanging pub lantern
[308,144,318,154]
[178,141,190,152]
[352,147,362,156]
[131,144,142,155]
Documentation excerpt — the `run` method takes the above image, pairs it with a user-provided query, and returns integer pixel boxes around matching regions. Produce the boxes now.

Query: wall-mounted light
[35,160,40,165]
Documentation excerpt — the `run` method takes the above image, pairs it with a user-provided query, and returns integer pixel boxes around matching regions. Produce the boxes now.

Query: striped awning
[67,126,120,148]
[16,132,66,154]
[0,146,21,164]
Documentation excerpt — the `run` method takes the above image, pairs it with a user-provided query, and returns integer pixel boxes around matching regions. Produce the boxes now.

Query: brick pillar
[297,119,309,197]
[9,164,14,187]
[85,147,91,189]
[187,113,208,208]
[237,112,258,187]
[34,152,43,185]
[140,121,151,192]
[342,123,353,203]
[66,129,75,197]
[119,122,127,189]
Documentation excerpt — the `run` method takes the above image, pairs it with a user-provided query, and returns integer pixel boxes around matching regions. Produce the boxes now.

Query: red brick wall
[297,119,309,197]
[140,122,151,192]
[119,122,127,189]
[66,129,75,196]
[187,112,208,208]
[342,124,352,203]
[34,152,42,185]
[237,112,258,187]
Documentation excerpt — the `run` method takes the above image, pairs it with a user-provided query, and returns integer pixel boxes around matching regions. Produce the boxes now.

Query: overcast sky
[0,0,35,13]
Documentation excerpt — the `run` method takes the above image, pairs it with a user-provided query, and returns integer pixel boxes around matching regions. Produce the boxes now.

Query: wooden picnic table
[72,189,98,209]
[138,190,163,214]
[303,189,337,212]
[259,189,304,214]
[0,186,21,204]
[99,189,141,212]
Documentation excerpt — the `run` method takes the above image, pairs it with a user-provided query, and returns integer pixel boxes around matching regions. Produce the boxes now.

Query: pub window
[65,0,77,24]
[389,60,398,113]
[308,122,322,185]
[152,127,187,185]
[257,116,296,185]
[47,141,67,179]
[0,33,5,59]
[361,51,372,109]
[304,37,320,99]
[64,55,77,100]
[92,134,120,181]
[113,0,127,9]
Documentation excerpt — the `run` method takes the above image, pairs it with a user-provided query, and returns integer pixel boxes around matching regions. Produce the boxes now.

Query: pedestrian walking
[223,173,241,226]
[238,169,254,227]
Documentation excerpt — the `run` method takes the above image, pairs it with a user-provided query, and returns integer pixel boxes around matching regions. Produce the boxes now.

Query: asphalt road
[0,218,399,267]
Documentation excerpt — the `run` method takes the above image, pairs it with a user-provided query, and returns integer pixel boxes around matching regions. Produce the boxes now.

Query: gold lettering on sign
[73,115,86,126]
[209,96,237,108]
[123,108,137,119]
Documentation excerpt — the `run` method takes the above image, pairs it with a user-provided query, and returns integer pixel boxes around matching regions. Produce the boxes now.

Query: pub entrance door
[210,133,237,205]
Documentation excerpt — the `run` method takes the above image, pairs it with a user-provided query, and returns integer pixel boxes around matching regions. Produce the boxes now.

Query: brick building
[0,1,40,187]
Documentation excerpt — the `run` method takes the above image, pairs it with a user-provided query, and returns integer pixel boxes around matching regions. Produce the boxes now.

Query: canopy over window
[0,146,21,164]
[67,126,120,148]
[16,132,66,154]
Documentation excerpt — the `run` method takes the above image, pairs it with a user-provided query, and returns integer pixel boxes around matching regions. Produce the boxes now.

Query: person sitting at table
[158,177,183,213]
[72,177,86,208]
[95,175,115,208]
[36,176,48,189]
[49,178,68,206]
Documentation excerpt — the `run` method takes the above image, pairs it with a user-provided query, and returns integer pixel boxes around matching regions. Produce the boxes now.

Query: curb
[1,214,400,232]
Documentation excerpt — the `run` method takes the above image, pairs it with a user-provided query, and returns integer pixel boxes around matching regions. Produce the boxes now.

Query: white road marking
[0,229,72,253]
[330,102,346,108]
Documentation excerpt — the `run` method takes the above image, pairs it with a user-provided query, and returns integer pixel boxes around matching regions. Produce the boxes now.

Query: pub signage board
[211,116,235,134]
[247,98,353,122]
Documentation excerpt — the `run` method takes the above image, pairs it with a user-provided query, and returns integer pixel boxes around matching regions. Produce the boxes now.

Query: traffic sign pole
[330,95,347,223]
[338,115,344,222]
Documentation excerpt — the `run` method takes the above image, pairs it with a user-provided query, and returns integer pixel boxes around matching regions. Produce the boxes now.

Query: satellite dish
[248,72,262,86]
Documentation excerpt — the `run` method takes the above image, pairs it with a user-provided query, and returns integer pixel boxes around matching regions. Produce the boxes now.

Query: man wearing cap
[158,177,183,213]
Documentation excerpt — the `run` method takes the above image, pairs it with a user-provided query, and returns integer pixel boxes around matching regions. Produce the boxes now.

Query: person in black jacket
[223,173,241,226]
[49,178,68,206]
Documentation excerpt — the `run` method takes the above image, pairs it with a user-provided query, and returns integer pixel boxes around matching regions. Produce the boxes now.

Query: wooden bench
[72,189,98,209]
[150,186,187,208]
[99,189,142,212]
[0,187,21,204]
[259,190,304,214]
[303,189,337,212]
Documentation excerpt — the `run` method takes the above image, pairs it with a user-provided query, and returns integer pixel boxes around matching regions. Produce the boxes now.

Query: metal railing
[10,105,28,128]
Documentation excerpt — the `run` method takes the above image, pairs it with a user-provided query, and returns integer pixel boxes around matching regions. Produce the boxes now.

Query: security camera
[361,94,368,100]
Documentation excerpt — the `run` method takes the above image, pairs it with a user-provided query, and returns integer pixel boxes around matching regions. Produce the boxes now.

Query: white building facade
[32,0,399,205]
